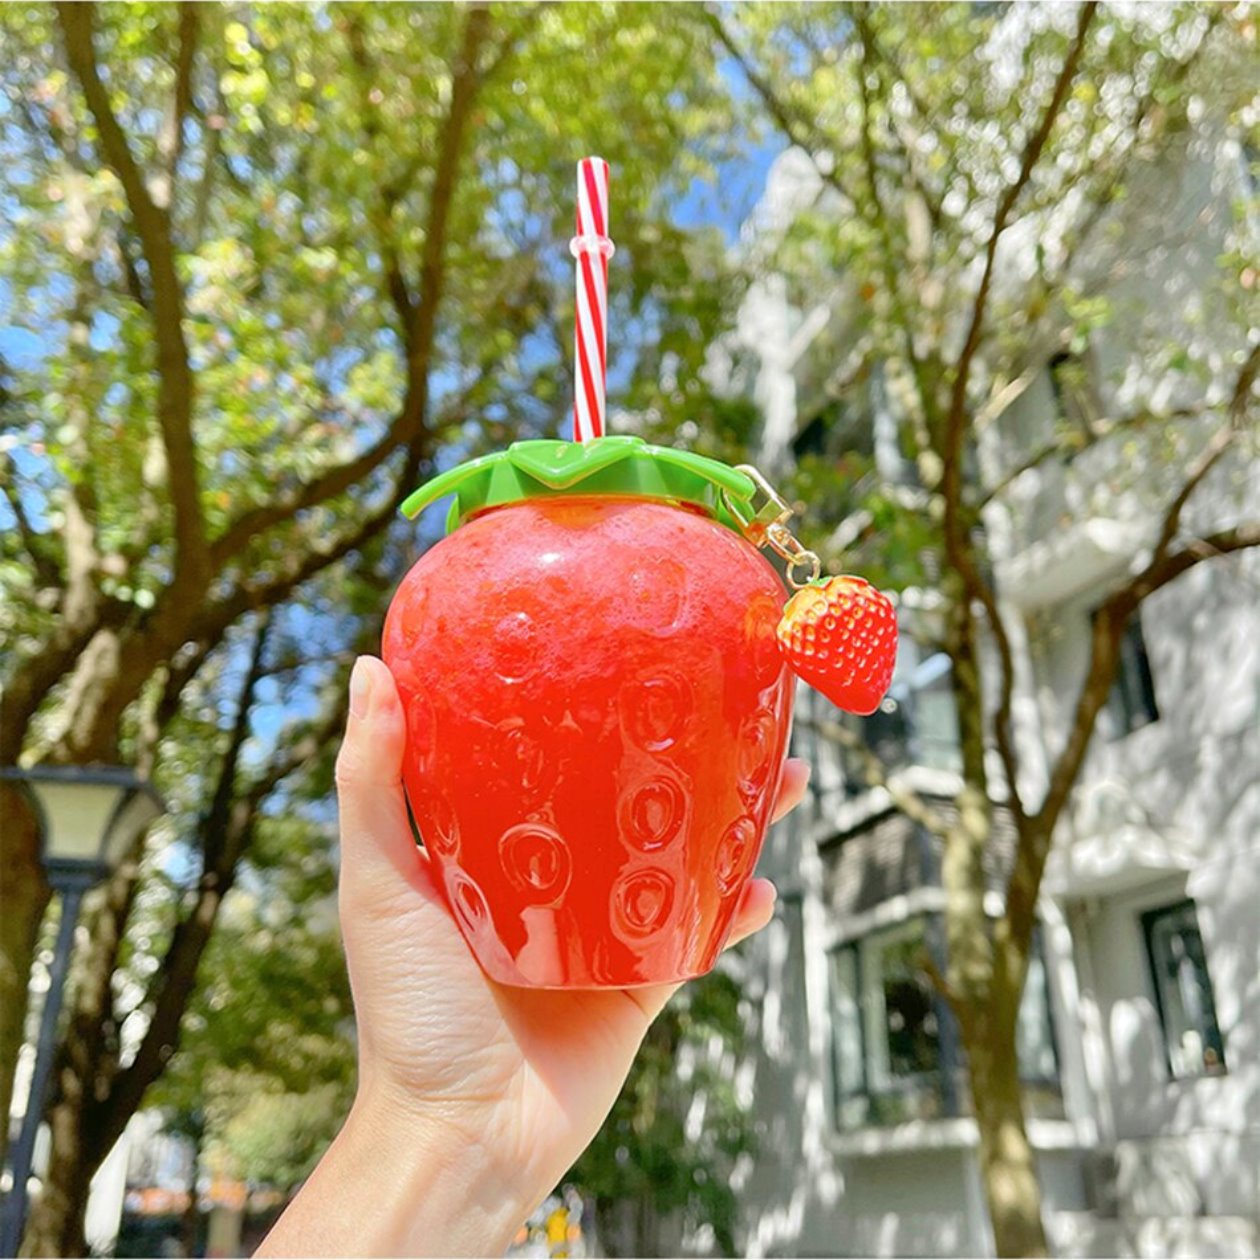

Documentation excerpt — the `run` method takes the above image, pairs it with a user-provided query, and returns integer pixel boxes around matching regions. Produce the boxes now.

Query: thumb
[335,655,424,905]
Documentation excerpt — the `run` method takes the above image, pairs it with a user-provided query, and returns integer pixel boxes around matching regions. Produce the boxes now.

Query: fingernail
[349,657,373,719]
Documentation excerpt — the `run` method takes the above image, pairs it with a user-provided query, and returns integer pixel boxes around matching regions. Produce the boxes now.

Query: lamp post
[0,766,163,1258]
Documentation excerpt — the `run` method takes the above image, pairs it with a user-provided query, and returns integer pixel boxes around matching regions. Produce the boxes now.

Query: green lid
[401,435,757,534]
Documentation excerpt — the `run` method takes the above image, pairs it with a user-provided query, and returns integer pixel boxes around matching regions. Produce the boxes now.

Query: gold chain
[724,464,822,590]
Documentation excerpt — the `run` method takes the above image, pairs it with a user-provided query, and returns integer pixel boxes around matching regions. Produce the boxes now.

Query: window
[829,919,1061,1130]
[1241,141,1258,199]
[830,949,866,1129]
[831,920,943,1128]
[832,642,960,790]
[860,694,912,771]
[1107,614,1160,736]
[1017,945,1058,1082]
[1048,350,1098,436]
[864,922,941,1088]
[903,652,959,770]
[791,402,874,462]
[1142,900,1227,1079]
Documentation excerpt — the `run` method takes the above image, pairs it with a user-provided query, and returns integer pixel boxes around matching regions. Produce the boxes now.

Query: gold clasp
[725,464,822,590]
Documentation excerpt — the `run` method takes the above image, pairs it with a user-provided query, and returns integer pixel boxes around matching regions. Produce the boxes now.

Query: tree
[147,808,356,1211]
[707,3,1258,1255]
[571,971,756,1258]
[0,3,740,1250]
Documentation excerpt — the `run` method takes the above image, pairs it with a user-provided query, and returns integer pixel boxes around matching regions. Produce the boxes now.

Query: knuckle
[334,743,360,790]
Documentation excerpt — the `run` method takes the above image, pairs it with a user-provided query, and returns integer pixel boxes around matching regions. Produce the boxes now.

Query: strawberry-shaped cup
[384,436,797,988]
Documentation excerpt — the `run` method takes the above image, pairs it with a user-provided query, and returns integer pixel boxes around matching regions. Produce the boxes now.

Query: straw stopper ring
[569,234,616,260]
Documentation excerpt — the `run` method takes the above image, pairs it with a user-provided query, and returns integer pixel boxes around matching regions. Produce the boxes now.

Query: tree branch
[98,694,348,1157]
[994,346,1255,865]
[198,459,421,644]
[964,566,1028,826]
[974,347,1067,433]
[934,6,1099,837]
[57,2,207,578]
[243,685,351,809]
[1150,345,1257,564]
[478,2,552,84]
[852,10,944,226]
[703,5,863,212]
[0,599,134,766]
[1008,520,1260,953]
[64,323,492,768]
[1128,523,1260,605]
[207,4,493,570]
[975,405,1204,509]
[1150,424,1238,566]
[200,615,272,867]
[916,944,958,1006]
[156,3,199,201]
[94,615,276,1153]
[133,635,217,779]
[853,12,937,426]
[943,1,1098,448]
[398,4,491,416]
[0,457,61,587]
[709,5,940,426]
[343,12,416,335]
[191,86,224,244]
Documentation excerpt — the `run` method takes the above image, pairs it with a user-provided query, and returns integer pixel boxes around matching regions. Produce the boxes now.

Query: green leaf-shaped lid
[401,435,757,534]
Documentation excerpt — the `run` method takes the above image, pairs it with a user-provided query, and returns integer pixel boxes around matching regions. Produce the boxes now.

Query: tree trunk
[940,568,1048,1257]
[0,788,49,1172]
[595,1197,636,1259]
[959,1005,1049,1259]
[180,1119,205,1258]
[635,1192,659,1259]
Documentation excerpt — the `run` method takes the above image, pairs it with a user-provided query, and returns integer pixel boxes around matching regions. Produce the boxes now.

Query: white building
[727,68,1259,1260]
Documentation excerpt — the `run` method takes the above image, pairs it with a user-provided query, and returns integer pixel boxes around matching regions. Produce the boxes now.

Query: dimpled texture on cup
[382,496,794,988]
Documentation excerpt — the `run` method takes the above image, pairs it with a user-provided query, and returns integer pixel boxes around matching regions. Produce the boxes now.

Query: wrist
[259,1080,541,1258]
[356,1080,544,1250]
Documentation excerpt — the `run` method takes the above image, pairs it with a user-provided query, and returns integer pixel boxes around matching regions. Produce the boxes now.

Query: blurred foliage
[571,970,753,1257]
[148,811,355,1191]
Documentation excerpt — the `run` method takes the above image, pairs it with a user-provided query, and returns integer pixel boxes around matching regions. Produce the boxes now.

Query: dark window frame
[863,919,944,1090]
[827,916,1061,1131]
[1015,926,1061,1087]
[1140,899,1229,1080]
[829,942,867,1105]
[1047,348,1099,437]
[1102,610,1160,738]
[832,643,962,792]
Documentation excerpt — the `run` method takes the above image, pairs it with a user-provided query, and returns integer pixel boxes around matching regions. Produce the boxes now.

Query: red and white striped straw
[570,156,614,443]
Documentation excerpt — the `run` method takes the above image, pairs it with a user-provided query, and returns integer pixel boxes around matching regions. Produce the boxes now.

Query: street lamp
[0,766,164,1257]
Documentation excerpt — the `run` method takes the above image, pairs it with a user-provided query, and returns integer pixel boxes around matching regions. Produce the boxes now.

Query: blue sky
[676,139,782,241]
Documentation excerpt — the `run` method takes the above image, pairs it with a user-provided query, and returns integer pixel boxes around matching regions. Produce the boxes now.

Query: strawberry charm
[776,576,898,716]
[722,465,899,717]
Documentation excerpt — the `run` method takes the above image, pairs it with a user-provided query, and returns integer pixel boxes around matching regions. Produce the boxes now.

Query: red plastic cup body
[382,495,794,988]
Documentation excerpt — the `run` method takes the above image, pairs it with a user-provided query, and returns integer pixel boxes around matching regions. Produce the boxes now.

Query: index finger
[770,757,811,824]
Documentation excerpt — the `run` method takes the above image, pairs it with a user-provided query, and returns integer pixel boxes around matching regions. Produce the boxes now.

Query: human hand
[259,655,809,1258]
